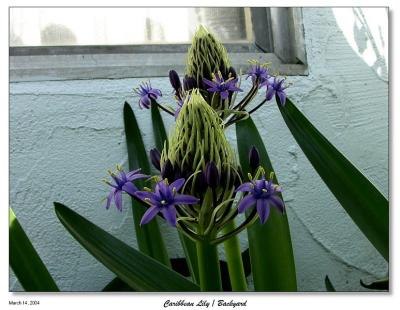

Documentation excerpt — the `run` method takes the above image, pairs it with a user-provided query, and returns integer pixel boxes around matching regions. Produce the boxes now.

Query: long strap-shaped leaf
[150,103,199,284]
[236,117,297,291]
[9,208,59,291]
[325,275,336,292]
[151,102,169,152]
[123,102,170,266]
[102,277,135,291]
[278,98,389,261]
[54,202,199,291]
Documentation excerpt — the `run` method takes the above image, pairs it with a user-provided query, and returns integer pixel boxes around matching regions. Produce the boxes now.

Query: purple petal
[126,173,149,182]
[203,79,217,88]
[105,188,116,209]
[156,181,171,199]
[173,194,199,205]
[169,178,185,192]
[266,87,275,101]
[257,199,270,224]
[149,89,162,97]
[114,190,123,212]
[148,93,157,100]
[237,195,256,213]
[125,169,141,178]
[139,96,151,109]
[207,86,219,93]
[134,191,159,204]
[111,175,122,187]
[277,79,285,89]
[122,182,138,196]
[277,91,286,106]
[119,171,127,182]
[140,206,160,225]
[270,196,285,213]
[235,182,253,193]
[220,90,229,100]
[161,206,177,227]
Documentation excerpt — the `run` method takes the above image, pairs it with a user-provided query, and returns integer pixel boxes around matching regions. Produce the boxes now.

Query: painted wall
[9,8,388,291]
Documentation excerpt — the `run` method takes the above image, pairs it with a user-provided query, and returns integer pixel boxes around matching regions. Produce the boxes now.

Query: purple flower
[247,64,270,85]
[105,168,149,212]
[203,73,242,100]
[235,175,284,224]
[263,77,287,106]
[135,178,200,227]
[134,82,162,109]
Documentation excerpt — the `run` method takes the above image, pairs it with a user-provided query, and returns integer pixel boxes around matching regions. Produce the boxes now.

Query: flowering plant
[10,26,388,292]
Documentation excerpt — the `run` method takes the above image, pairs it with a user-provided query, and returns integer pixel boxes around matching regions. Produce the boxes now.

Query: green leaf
[177,234,200,284]
[360,277,389,290]
[123,102,170,266]
[325,275,336,292]
[151,102,169,151]
[102,277,135,291]
[150,103,199,284]
[277,98,389,261]
[54,202,200,291]
[9,208,59,291]
[236,117,297,291]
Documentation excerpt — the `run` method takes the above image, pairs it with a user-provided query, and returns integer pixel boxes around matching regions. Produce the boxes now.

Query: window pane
[10,7,253,47]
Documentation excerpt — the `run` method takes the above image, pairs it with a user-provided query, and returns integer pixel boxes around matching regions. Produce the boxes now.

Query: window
[10,7,307,82]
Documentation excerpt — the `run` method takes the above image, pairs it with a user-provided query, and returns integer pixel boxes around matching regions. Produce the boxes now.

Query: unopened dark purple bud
[169,70,181,92]
[161,159,174,181]
[150,148,161,171]
[194,171,207,193]
[249,146,260,172]
[174,166,183,181]
[183,75,197,91]
[180,163,193,180]
[205,161,220,189]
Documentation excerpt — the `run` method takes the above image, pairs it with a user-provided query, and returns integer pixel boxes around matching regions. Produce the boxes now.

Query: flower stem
[222,220,248,291]
[196,236,222,291]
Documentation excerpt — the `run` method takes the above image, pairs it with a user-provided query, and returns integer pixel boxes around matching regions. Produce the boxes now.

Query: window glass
[10,7,253,47]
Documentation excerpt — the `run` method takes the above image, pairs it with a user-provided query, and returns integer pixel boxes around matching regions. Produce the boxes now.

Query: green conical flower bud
[161,89,237,193]
[186,25,231,87]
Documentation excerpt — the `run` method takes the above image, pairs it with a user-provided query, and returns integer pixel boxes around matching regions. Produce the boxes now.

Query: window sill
[10,51,308,82]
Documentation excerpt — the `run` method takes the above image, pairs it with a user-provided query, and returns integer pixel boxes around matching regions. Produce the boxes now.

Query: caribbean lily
[135,178,199,227]
[262,76,287,106]
[236,174,284,224]
[134,81,162,109]
[203,72,242,100]
[104,168,149,211]
[247,64,270,85]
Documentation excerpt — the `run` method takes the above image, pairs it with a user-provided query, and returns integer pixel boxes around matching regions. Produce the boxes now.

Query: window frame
[9,7,308,82]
